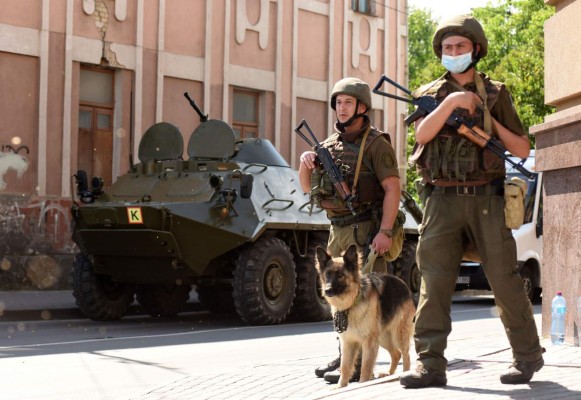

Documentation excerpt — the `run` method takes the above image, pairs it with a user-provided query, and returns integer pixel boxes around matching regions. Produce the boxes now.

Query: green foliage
[405,0,554,198]
[473,0,555,133]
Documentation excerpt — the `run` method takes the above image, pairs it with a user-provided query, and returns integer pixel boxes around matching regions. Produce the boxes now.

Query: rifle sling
[352,126,372,197]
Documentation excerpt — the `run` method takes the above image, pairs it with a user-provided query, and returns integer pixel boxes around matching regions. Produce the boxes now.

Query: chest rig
[310,128,386,214]
[411,73,506,185]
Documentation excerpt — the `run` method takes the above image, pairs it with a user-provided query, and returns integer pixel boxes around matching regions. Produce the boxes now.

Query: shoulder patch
[383,152,397,169]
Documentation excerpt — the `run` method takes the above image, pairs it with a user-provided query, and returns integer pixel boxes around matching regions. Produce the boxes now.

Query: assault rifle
[294,119,357,215]
[372,74,535,180]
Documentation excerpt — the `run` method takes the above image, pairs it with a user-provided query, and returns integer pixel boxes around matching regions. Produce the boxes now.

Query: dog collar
[333,310,349,333]
[333,290,363,333]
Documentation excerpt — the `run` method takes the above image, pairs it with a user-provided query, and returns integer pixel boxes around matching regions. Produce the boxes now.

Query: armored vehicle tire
[393,240,420,306]
[233,237,297,325]
[195,284,236,315]
[72,253,135,321]
[136,283,191,318]
[291,238,331,321]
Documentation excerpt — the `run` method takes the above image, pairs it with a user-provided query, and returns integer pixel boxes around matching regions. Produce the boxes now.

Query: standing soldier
[299,77,402,383]
[400,15,544,388]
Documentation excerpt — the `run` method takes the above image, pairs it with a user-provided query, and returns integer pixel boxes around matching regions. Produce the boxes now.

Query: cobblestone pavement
[132,339,581,400]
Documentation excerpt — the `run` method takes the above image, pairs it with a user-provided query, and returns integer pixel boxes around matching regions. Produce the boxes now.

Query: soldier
[399,15,544,388]
[299,77,402,383]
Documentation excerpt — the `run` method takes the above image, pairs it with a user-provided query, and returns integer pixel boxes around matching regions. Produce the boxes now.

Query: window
[352,0,376,16]
[78,66,114,186]
[233,89,259,139]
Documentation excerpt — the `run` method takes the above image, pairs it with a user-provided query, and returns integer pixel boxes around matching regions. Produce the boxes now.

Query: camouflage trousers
[414,189,543,372]
[327,219,388,274]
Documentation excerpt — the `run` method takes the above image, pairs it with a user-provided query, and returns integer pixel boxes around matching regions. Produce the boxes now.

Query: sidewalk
[132,338,581,400]
[1,291,580,399]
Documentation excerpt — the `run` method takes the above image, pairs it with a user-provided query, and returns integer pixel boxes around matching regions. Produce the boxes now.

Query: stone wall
[531,0,581,345]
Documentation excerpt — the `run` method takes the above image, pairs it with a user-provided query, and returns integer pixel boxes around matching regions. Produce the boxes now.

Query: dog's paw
[377,372,391,379]
[337,380,349,388]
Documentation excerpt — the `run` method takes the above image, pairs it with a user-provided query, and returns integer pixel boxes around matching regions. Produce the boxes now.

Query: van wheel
[136,283,191,317]
[520,265,541,303]
[393,240,420,306]
[291,237,331,322]
[72,253,135,321]
[233,237,296,325]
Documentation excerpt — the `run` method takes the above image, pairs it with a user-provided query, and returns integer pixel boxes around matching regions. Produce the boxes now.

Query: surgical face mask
[441,52,473,74]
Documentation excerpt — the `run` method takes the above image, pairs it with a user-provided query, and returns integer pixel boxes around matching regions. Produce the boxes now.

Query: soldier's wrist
[379,227,394,238]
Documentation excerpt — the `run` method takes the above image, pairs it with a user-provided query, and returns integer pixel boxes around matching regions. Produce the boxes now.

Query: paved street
[1,291,580,400]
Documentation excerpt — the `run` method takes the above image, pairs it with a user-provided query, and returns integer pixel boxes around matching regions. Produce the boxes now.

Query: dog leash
[361,249,378,275]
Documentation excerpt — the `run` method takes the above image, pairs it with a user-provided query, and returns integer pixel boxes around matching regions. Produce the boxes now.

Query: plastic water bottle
[551,292,566,345]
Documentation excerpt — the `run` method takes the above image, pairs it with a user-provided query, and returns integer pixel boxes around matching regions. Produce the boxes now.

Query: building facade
[531,0,581,345]
[0,0,408,289]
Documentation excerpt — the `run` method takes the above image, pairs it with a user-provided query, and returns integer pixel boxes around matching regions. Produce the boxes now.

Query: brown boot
[400,365,447,388]
[500,357,544,384]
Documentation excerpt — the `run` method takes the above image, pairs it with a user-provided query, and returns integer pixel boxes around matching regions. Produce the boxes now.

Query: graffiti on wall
[0,136,74,264]
[0,198,75,290]
[0,140,29,190]
[0,198,74,252]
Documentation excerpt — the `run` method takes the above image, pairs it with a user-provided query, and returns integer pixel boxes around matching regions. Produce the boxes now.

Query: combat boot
[323,356,361,384]
[399,365,447,388]
[314,355,341,378]
[500,357,544,384]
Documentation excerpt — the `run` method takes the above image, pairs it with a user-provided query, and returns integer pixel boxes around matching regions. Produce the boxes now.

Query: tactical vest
[310,128,387,214]
[410,73,507,185]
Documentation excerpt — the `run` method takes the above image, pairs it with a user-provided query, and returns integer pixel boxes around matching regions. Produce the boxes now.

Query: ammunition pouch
[384,209,406,262]
[504,177,527,229]
[413,133,505,184]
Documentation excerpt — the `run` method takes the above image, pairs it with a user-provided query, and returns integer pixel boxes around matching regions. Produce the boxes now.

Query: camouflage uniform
[412,63,543,375]
[313,120,399,272]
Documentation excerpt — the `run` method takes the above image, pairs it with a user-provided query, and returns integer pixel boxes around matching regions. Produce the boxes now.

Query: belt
[432,183,504,196]
[330,209,373,227]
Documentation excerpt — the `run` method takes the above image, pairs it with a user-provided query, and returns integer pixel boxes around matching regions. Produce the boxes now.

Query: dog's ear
[315,246,331,272]
[343,245,359,271]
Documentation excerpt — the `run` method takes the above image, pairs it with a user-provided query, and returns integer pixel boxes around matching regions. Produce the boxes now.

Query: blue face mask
[441,52,473,74]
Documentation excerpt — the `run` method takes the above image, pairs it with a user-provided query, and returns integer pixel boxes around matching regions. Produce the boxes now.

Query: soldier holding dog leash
[298,77,403,383]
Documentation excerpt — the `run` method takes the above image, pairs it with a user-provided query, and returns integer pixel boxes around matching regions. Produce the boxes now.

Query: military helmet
[432,15,488,60]
[330,77,372,112]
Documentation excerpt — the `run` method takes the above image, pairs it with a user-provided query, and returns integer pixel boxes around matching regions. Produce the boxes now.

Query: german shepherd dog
[315,245,415,387]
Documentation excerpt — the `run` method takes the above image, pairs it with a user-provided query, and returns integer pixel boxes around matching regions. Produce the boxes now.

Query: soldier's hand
[300,151,317,170]
[372,232,392,255]
[446,91,483,116]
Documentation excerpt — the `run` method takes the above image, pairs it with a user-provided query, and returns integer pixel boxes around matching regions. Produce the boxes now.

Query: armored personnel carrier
[71,93,423,324]
[70,94,331,325]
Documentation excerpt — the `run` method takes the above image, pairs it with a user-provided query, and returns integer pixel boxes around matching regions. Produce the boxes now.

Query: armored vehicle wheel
[195,284,235,314]
[393,240,420,306]
[72,253,135,321]
[136,283,191,317]
[233,237,296,325]
[291,238,331,321]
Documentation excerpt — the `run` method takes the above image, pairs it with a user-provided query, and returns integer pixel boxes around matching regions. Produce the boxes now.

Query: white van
[455,150,543,302]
